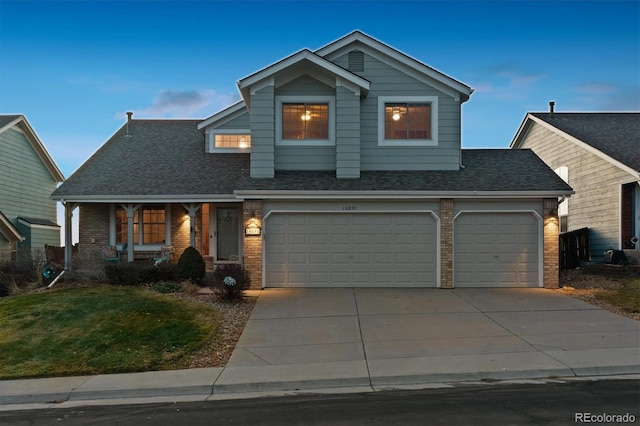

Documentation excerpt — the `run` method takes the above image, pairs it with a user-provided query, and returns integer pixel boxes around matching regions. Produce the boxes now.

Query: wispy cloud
[570,82,640,111]
[121,89,241,119]
[470,62,547,100]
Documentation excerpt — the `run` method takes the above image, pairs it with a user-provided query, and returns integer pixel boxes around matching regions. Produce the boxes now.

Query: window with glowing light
[116,205,166,245]
[282,103,328,140]
[213,133,251,149]
[378,96,438,146]
[384,103,431,139]
[276,96,335,146]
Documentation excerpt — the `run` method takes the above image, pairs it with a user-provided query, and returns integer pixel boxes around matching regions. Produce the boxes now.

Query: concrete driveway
[217,288,640,392]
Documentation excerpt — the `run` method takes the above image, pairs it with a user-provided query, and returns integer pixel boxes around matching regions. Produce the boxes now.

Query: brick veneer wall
[170,204,191,260]
[440,198,454,289]
[543,198,560,288]
[243,200,263,289]
[78,203,110,269]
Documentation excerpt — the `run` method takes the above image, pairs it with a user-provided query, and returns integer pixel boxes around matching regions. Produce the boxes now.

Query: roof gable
[0,114,65,182]
[237,49,370,108]
[315,30,473,102]
[511,112,640,177]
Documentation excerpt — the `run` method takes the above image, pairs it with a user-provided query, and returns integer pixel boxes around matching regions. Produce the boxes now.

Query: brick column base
[440,199,454,289]
[543,198,560,288]
[243,200,263,289]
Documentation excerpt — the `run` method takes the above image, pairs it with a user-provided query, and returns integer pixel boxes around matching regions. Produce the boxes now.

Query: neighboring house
[52,31,572,289]
[510,108,640,260]
[0,115,65,262]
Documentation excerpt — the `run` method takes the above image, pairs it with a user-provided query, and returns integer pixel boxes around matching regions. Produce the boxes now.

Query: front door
[213,206,241,262]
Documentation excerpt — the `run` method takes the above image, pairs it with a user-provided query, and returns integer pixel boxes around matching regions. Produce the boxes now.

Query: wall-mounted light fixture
[245,217,262,236]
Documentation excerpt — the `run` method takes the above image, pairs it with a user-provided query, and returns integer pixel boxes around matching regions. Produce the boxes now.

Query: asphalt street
[2,378,638,425]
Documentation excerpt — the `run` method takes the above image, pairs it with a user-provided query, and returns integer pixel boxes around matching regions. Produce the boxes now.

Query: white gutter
[233,190,575,199]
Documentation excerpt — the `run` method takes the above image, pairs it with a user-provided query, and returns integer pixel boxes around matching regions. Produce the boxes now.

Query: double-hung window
[276,96,335,146]
[378,96,438,146]
[116,205,167,245]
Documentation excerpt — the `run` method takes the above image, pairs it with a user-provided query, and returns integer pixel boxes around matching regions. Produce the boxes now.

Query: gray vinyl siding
[518,121,637,256]
[333,52,462,171]
[250,85,276,178]
[336,85,361,178]
[216,111,250,129]
[0,128,59,253]
[274,76,336,170]
[276,75,334,96]
[16,222,60,254]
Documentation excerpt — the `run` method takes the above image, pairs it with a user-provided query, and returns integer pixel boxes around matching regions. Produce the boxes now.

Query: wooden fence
[559,227,590,270]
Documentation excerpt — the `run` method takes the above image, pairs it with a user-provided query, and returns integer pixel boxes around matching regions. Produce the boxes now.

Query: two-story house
[0,115,65,262]
[52,31,572,288]
[510,107,640,260]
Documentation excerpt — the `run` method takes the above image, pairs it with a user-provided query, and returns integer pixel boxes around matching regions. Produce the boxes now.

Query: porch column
[182,203,202,248]
[63,202,78,271]
[122,204,139,262]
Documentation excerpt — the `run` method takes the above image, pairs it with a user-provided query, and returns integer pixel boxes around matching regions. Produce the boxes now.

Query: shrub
[152,281,183,294]
[176,247,206,284]
[212,263,250,302]
[104,263,177,286]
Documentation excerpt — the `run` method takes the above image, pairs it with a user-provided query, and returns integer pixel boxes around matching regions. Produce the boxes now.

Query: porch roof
[52,119,249,201]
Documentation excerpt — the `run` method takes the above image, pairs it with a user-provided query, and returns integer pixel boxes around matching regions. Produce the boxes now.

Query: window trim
[110,203,171,250]
[275,95,335,146]
[378,96,438,146]
[209,129,252,153]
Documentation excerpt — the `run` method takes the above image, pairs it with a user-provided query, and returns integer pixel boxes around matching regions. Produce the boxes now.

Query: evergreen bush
[176,247,206,283]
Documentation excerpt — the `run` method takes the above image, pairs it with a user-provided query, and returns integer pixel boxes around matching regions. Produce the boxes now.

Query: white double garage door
[265,210,541,288]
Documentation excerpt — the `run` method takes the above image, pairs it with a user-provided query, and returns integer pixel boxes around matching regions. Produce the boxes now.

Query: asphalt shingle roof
[53,120,572,199]
[0,115,21,129]
[52,120,249,198]
[531,113,640,172]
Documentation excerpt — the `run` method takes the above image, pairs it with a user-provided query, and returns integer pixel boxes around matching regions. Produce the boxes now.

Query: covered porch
[60,200,263,284]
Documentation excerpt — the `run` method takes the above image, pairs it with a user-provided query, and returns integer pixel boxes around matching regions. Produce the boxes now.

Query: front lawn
[595,278,640,314]
[0,285,221,380]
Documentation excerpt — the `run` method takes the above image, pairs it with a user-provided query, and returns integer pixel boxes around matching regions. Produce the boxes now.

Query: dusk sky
[1,0,639,180]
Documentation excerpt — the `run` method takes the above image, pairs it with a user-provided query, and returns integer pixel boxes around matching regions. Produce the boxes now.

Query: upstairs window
[378,96,438,146]
[276,96,335,146]
[214,134,251,149]
[385,103,431,139]
[210,131,251,152]
[282,103,328,140]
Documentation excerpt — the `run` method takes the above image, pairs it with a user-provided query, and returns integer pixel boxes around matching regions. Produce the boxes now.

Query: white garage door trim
[453,210,543,288]
[262,210,440,288]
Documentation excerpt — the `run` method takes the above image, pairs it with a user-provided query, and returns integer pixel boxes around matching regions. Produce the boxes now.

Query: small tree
[176,246,206,283]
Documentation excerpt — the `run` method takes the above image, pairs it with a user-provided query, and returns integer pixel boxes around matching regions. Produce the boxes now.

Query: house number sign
[342,206,358,211]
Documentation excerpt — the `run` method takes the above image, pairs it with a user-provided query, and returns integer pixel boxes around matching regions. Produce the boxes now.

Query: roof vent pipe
[549,101,555,116]
[125,111,133,137]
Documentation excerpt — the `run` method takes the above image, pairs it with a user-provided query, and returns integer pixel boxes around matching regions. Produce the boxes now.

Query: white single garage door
[454,212,540,287]
[265,212,437,287]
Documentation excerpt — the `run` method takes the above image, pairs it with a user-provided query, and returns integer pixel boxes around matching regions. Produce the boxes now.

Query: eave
[237,49,370,109]
[233,190,574,200]
[0,211,24,242]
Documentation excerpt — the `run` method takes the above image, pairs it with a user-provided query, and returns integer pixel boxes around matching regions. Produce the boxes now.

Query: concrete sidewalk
[2,288,639,408]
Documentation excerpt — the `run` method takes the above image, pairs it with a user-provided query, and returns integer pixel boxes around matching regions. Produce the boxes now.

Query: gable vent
[348,50,364,72]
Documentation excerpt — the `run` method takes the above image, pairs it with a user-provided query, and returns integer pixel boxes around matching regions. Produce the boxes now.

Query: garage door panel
[455,212,539,288]
[266,212,437,287]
